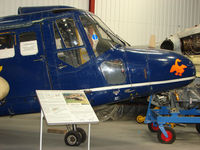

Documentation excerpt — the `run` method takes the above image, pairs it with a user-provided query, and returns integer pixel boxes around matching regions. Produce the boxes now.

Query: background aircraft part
[160,39,174,50]
[0,76,10,101]
[187,55,200,77]
[160,24,200,77]
[174,80,200,109]
[147,93,170,107]
[181,33,200,55]
[160,24,200,52]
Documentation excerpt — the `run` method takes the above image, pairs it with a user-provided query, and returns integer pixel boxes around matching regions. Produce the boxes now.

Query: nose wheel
[64,125,87,146]
[65,130,82,146]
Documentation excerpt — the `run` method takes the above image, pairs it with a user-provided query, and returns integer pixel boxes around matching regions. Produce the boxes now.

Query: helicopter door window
[100,60,126,84]
[53,18,90,68]
[55,18,83,48]
[19,32,38,56]
[0,34,15,59]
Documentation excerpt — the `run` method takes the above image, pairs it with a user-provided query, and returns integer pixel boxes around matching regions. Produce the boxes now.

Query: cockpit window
[55,17,83,48]
[100,60,126,84]
[80,15,125,57]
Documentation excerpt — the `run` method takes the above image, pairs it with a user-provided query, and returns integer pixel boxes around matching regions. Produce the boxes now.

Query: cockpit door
[42,15,104,90]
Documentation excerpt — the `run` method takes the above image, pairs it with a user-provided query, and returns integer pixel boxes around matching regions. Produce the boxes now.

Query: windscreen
[80,14,127,57]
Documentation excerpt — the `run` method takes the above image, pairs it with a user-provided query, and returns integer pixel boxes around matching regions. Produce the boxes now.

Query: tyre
[136,114,146,124]
[77,127,87,143]
[64,130,81,146]
[195,124,200,133]
[157,127,176,144]
[148,123,159,132]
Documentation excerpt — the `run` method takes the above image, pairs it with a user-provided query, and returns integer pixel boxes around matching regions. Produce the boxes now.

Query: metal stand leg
[88,123,91,150]
[40,111,44,150]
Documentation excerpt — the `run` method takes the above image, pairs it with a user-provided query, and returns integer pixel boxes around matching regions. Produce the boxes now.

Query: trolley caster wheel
[64,130,81,146]
[157,127,176,144]
[148,123,159,132]
[136,114,146,124]
[195,124,200,133]
[77,127,87,143]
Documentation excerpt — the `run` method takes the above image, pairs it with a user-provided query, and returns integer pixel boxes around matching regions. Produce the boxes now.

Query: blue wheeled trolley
[145,89,200,144]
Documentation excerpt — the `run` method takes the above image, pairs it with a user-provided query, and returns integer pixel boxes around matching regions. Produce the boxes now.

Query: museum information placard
[36,90,99,125]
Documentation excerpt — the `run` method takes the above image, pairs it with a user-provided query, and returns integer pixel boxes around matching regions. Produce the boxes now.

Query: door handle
[58,64,67,69]
[33,55,45,62]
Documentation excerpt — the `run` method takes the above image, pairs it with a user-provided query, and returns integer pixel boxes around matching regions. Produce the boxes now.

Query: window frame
[52,16,91,68]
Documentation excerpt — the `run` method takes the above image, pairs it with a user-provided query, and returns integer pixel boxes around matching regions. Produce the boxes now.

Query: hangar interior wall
[0,0,200,46]
[95,0,200,46]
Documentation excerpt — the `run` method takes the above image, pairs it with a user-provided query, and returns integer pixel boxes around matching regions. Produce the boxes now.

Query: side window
[53,17,90,68]
[0,34,15,59]
[100,60,126,84]
[19,32,38,56]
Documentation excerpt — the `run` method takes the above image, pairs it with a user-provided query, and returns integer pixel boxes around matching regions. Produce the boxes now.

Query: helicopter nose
[147,50,196,92]
[169,55,196,78]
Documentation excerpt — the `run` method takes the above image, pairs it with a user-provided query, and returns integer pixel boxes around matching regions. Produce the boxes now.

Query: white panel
[0,0,89,17]
[95,0,200,46]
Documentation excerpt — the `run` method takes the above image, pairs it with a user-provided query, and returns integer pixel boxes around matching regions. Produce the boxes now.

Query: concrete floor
[0,113,200,150]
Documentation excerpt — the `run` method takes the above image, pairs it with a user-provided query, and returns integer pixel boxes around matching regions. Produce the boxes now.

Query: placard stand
[37,90,98,150]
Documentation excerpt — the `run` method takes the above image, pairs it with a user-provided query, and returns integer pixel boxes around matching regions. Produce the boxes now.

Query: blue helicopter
[0,6,196,117]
